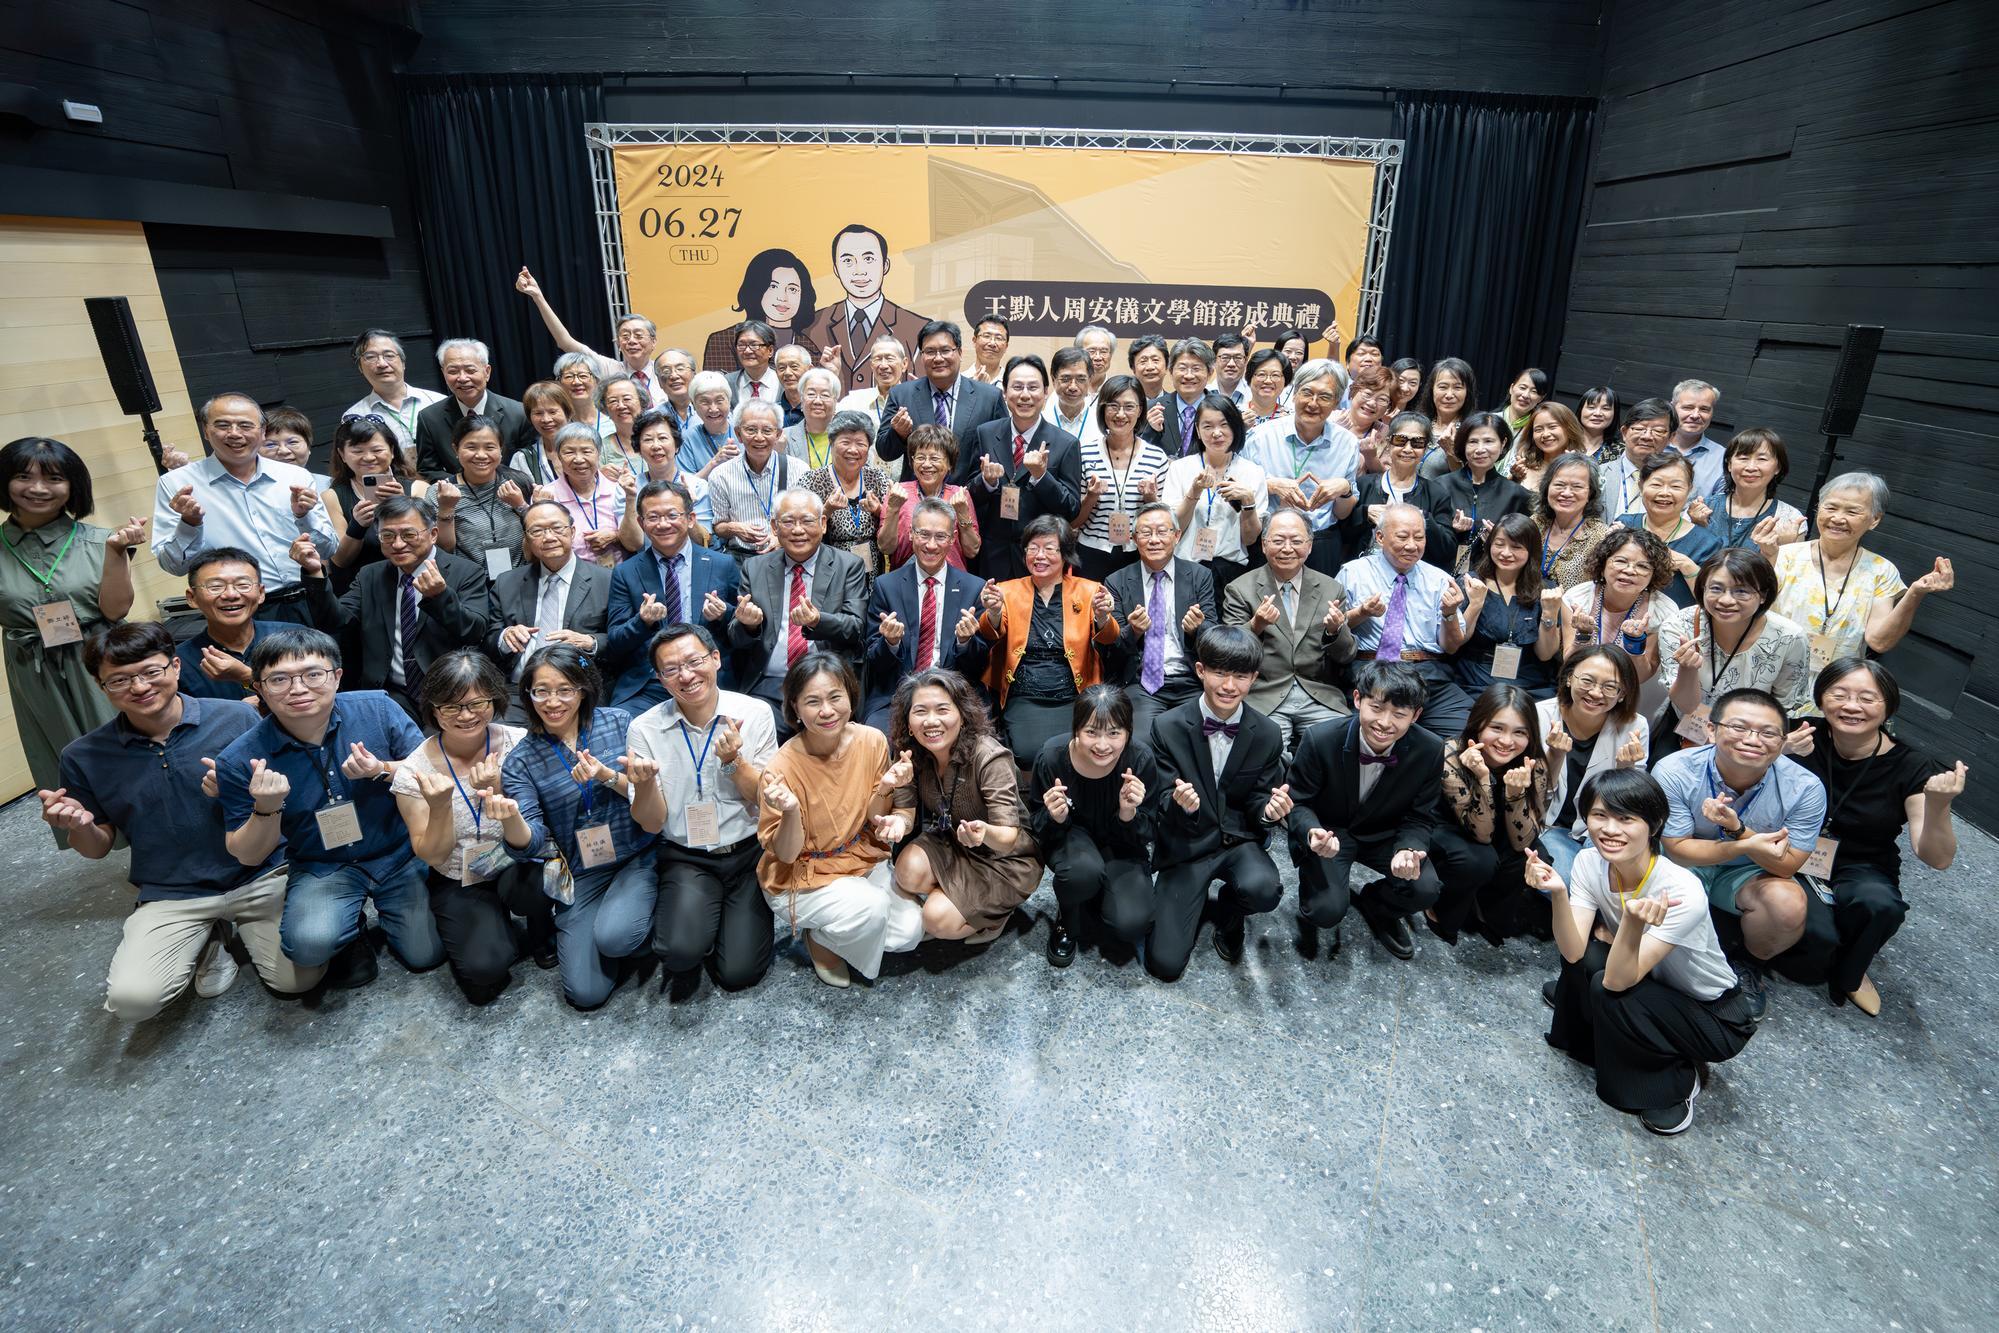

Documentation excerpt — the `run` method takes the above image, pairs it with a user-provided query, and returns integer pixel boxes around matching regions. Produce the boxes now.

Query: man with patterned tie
[1338,502,1474,741]
[873,320,1005,484]
[514,267,666,407]
[606,481,742,712]
[1105,503,1218,740]
[730,488,867,740]
[967,354,1083,580]
[490,500,612,718]
[1222,509,1359,758]
[861,498,990,727]
[1283,659,1446,962]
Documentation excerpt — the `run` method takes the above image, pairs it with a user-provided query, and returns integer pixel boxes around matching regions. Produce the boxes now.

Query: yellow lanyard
[1615,855,1658,911]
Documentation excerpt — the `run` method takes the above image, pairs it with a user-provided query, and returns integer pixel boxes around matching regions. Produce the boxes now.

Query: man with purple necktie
[1104,503,1219,740]
[1338,502,1474,741]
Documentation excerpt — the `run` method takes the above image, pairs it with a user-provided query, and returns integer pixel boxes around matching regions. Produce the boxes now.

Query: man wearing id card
[1654,687,1827,1024]
[967,354,1081,580]
[627,623,780,993]
[216,627,443,991]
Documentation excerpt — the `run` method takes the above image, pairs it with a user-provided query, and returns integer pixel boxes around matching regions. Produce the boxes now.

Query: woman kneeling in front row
[1528,767,1756,1136]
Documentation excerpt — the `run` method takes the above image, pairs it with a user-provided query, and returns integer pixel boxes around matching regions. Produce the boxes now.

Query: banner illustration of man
[802,223,932,393]
[700,247,823,374]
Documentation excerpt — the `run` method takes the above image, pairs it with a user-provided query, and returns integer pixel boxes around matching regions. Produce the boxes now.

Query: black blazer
[1149,697,1287,863]
[486,557,613,674]
[306,548,494,705]
[1342,473,1457,572]
[729,544,870,680]
[1433,470,1532,569]
[1147,391,1210,458]
[966,417,1083,581]
[1101,558,1217,688]
[872,375,1006,483]
[415,392,536,480]
[1283,713,1443,853]
[862,560,991,718]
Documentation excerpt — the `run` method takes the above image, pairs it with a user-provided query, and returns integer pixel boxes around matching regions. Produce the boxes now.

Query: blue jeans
[554,849,659,1010]
[281,858,444,971]
[1537,827,1586,885]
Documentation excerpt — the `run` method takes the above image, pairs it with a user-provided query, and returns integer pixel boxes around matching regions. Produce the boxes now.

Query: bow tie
[1359,751,1398,767]
[1201,717,1240,739]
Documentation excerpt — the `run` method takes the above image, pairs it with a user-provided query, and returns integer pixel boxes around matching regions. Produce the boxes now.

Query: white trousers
[766,862,924,979]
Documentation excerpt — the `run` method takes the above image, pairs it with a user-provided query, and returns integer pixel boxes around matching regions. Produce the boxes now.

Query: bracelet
[252,807,281,818]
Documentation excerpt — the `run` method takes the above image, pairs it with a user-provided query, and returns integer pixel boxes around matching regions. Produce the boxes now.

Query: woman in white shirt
[1536,646,1649,883]
[1161,394,1267,594]
[1527,766,1756,1136]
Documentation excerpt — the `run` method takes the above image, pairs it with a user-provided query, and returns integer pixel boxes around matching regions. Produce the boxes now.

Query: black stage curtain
[1378,92,1596,405]
[400,74,610,398]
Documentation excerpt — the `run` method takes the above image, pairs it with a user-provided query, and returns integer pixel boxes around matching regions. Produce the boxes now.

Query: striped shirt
[1075,438,1171,554]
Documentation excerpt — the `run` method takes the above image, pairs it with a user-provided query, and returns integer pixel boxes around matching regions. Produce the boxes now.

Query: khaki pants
[105,869,325,1021]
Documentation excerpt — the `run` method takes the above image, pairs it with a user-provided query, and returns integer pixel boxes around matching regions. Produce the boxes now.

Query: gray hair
[654,347,695,370]
[198,391,261,425]
[689,370,730,401]
[1821,471,1889,518]
[909,497,957,530]
[1135,500,1180,530]
[352,328,406,363]
[799,366,842,398]
[436,338,491,368]
[1264,507,1313,539]
[1671,378,1719,404]
[553,422,602,455]
[827,409,875,442]
[616,313,658,338]
[1292,358,1347,399]
[868,332,909,358]
[733,397,782,431]
[1074,325,1116,349]
[1377,501,1427,531]
[1170,337,1216,369]
[596,371,641,410]
[553,351,597,380]
[774,487,825,518]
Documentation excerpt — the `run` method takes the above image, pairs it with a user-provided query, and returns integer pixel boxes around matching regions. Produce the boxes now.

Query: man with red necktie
[729,488,867,740]
[860,497,990,728]
[967,353,1082,581]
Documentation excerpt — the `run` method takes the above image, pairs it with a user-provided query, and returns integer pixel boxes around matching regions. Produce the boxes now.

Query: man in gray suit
[1103,502,1219,740]
[731,488,869,738]
[1221,508,1357,757]
[488,500,612,718]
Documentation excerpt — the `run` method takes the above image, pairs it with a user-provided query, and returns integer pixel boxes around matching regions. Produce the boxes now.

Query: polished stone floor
[1,790,1993,1333]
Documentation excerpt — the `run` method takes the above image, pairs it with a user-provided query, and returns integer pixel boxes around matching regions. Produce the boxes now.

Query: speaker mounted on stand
[84,295,171,475]
[1807,324,1884,520]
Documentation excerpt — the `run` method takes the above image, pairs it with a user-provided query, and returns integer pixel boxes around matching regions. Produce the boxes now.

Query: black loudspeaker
[85,295,163,417]
[1818,324,1883,437]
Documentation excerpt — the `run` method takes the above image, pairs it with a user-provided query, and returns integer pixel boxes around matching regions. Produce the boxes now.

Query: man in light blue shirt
[1338,503,1472,738]
[1668,379,1727,501]
[1243,359,1360,574]
[151,391,336,627]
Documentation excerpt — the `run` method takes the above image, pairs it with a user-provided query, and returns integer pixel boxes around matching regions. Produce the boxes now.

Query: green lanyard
[378,396,420,443]
[0,522,77,591]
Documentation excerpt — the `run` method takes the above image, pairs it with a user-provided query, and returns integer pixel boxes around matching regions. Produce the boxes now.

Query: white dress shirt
[1198,697,1240,776]
[627,690,780,848]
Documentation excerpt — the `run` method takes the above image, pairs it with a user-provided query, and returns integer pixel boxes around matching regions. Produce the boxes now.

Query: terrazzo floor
[1,792,1993,1331]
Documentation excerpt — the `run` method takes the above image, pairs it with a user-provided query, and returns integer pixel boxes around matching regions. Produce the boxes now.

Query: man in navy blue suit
[872,319,1006,484]
[605,479,741,711]
[861,496,990,727]
[967,354,1082,581]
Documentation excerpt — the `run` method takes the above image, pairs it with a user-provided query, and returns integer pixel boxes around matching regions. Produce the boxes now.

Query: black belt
[264,583,309,603]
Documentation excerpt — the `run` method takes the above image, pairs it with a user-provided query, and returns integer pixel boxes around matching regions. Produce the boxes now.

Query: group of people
[5,301,1968,1140]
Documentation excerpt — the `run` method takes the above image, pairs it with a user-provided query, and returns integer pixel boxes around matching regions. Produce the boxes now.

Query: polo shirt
[1655,745,1825,870]
[174,620,281,701]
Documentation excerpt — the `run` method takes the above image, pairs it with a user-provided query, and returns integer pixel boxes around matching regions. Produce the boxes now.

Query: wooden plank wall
[0,217,195,802]
[1555,0,1999,826]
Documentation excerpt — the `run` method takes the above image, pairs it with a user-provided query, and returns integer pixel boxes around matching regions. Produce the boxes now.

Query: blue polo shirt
[58,694,279,903]
[1655,744,1825,870]
[216,690,425,878]
[174,620,282,702]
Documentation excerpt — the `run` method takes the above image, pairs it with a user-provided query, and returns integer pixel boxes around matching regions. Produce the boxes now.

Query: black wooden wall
[0,0,431,462]
[1553,0,1999,826]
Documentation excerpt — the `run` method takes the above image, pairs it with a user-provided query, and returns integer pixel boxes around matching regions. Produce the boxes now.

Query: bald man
[1336,503,1473,739]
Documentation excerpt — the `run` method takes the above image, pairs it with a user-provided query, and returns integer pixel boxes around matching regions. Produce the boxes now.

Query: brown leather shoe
[1849,974,1882,1016]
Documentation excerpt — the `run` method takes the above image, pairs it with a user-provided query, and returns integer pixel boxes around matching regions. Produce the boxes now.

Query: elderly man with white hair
[731,487,870,738]
[413,337,536,480]
[1243,358,1362,576]
[1338,501,1474,738]
[836,331,911,430]
[707,397,800,560]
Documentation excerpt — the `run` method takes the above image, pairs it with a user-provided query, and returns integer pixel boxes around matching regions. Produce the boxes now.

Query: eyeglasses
[196,578,259,596]
[1294,388,1338,406]
[910,528,954,546]
[644,510,690,525]
[262,668,334,691]
[1570,676,1622,699]
[1625,424,1669,441]
[359,350,402,365]
[735,338,771,351]
[528,686,581,703]
[559,370,596,384]
[1822,689,1883,707]
[341,413,389,430]
[655,657,714,680]
[379,529,429,548]
[1134,525,1177,541]
[437,699,497,719]
[1606,557,1652,574]
[102,662,174,694]
[1716,719,1784,743]
[525,523,575,538]
[775,516,819,532]
[1265,535,1308,549]
[1388,434,1427,449]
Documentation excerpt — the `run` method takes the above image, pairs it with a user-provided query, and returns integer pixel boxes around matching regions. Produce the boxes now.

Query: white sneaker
[194,927,240,999]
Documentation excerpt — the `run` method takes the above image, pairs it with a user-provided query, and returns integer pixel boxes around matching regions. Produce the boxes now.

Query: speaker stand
[141,410,167,475]
[1805,431,1842,536]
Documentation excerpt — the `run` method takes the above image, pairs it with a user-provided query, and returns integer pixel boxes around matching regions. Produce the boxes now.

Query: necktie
[1359,751,1399,767]
[749,380,762,398]
[851,310,871,345]
[635,369,651,397]
[933,387,951,427]
[1180,398,1198,447]
[536,570,564,634]
[1141,570,1168,692]
[1013,433,1027,470]
[916,575,939,669]
[661,552,684,623]
[786,562,808,666]
[398,570,420,665]
[1377,573,1410,661]
[1281,581,1297,627]
[1200,717,1240,739]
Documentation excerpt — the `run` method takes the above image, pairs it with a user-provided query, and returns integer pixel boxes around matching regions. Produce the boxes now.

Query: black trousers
[1076,543,1137,584]
[748,676,795,744]
[426,866,550,1005]
[1305,525,1344,577]
[1127,673,1200,744]
[1205,556,1250,600]
[1293,831,1441,930]
[1149,842,1283,981]
[652,836,774,991]
[1818,863,1908,996]
[1427,825,1534,936]
[1047,826,1154,943]
[1546,938,1757,1112]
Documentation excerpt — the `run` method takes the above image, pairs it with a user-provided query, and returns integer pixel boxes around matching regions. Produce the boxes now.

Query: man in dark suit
[1103,502,1218,739]
[605,480,742,712]
[1147,625,1292,982]
[1145,337,1218,456]
[801,222,930,394]
[1221,509,1358,758]
[488,500,613,718]
[1283,660,1445,962]
[966,354,1081,581]
[298,495,492,718]
[413,337,536,480]
[872,319,1006,484]
[730,487,868,738]
[861,496,990,728]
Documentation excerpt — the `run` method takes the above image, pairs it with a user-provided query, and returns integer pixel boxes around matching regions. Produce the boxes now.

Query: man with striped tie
[730,488,868,740]
[872,320,1005,484]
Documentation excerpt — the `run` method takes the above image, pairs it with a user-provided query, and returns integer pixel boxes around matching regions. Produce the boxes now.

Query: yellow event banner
[611,142,1375,387]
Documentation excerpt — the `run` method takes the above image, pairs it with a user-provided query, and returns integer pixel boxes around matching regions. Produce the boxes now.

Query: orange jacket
[977,576,1121,708]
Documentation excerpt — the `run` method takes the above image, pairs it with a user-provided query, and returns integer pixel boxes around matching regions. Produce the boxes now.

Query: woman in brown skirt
[881,667,1043,945]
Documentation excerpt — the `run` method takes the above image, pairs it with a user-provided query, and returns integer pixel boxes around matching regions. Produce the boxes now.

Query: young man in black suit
[967,354,1082,581]
[1104,502,1217,739]
[1283,660,1444,961]
[861,497,989,728]
[1148,624,1294,981]
[872,319,1006,482]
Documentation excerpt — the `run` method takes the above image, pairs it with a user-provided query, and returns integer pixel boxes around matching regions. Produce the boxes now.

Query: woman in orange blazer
[977,516,1121,767]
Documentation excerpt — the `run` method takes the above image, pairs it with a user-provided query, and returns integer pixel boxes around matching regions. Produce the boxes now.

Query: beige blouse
[1442,737,1553,851]
[756,724,892,893]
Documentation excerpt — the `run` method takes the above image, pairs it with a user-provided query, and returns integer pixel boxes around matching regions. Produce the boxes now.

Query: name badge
[1674,704,1713,745]
[1194,527,1220,558]
[684,801,720,848]
[465,840,510,882]
[1807,633,1844,674]
[576,822,616,869]
[1106,511,1132,545]
[484,547,514,579]
[33,599,82,647]
[314,799,363,849]
[999,485,1022,521]
[1490,644,1523,678]
[1799,833,1839,880]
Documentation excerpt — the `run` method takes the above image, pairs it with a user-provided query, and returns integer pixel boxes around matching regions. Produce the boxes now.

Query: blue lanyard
[545,734,596,817]
[747,456,781,520]
[440,730,492,834]
[680,716,720,798]
[1541,519,1583,577]
[565,475,602,531]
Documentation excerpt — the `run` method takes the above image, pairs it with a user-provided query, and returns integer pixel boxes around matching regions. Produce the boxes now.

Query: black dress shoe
[1423,912,1459,946]
[1542,978,1558,1009]
[532,936,558,970]
[322,936,379,991]
[1369,911,1415,960]
[1294,915,1320,960]
[1212,910,1245,964]
[1046,920,1076,968]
